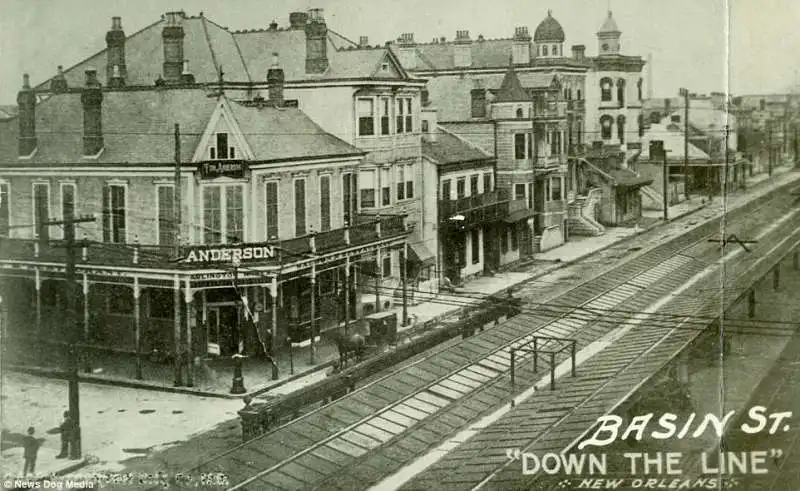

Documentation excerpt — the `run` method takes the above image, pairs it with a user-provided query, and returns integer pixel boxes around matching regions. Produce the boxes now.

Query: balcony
[535,155,565,169]
[533,101,567,120]
[439,189,511,228]
[0,215,410,271]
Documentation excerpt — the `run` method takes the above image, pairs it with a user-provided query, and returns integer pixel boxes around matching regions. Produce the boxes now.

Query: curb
[9,357,337,401]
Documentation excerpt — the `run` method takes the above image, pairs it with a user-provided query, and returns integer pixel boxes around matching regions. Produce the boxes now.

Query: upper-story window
[471,89,486,118]
[405,163,415,199]
[358,98,375,136]
[203,184,243,244]
[577,89,582,100]
[637,78,643,101]
[294,178,307,237]
[265,180,279,240]
[319,175,331,232]
[441,179,451,200]
[600,78,613,102]
[638,114,645,137]
[396,97,413,133]
[514,133,533,159]
[617,115,626,144]
[380,97,391,135]
[156,184,176,246]
[60,182,76,239]
[552,44,558,56]
[617,79,626,107]
[359,169,376,208]
[514,183,526,202]
[470,174,479,196]
[0,182,9,236]
[210,133,235,160]
[456,178,466,199]
[483,173,492,193]
[381,167,391,206]
[600,115,614,140]
[342,173,357,226]
[102,183,126,244]
[542,45,549,56]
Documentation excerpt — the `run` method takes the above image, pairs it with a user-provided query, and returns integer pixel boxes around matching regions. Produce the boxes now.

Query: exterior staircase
[567,189,606,236]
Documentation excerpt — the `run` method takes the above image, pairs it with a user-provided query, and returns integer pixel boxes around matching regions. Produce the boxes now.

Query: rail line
[186,178,800,491]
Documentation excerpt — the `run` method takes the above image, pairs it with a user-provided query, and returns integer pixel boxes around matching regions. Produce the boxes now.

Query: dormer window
[210,132,235,160]
[381,63,390,72]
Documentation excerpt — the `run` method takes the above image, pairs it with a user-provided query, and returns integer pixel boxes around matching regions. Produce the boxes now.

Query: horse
[334,330,366,368]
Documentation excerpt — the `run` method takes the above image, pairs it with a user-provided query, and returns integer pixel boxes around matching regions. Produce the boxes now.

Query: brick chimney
[50,65,68,93]
[106,16,127,87]
[289,12,308,29]
[453,30,472,68]
[512,26,531,65]
[305,9,328,74]
[396,33,417,69]
[162,11,186,83]
[81,69,104,156]
[571,45,586,60]
[17,74,37,157]
[267,52,284,104]
[181,60,195,84]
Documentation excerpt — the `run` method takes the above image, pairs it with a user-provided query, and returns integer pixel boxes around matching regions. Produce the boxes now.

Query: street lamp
[229,254,247,394]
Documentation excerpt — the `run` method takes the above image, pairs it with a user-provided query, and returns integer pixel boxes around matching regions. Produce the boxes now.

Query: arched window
[637,78,643,101]
[638,114,645,137]
[600,78,613,102]
[617,115,626,144]
[600,115,614,139]
[552,45,558,56]
[542,45,549,56]
[617,79,626,106]
[516,108,524,118]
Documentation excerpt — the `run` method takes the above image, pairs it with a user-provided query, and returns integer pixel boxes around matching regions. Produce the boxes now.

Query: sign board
[199,160,248,180]
[182,244,277,265]
[207,342,221,356]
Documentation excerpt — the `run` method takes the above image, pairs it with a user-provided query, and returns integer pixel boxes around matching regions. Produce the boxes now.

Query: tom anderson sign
[199,160,248,179]
[182,244,276,264]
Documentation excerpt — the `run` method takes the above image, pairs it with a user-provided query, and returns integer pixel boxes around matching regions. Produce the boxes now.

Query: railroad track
[186,179,800,491]
[398,197,800,491]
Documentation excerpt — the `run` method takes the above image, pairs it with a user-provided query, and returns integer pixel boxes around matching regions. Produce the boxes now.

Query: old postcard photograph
[1,0,799,489]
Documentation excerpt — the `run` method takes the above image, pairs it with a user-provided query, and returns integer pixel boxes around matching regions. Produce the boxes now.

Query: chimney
[422,109,438,142]
[396,33,417,69]
[267,52,284,104]
[180,60,195,84]
[453,30,472,68]
[359,36,369,48]
[289,12,308,29]
[162,11,186,83]
[305,9,328,74]
[664,98,671,117]
[571,45,586,60]
[106,16,127,87]
[81,69,104,156]
[268,20,278,31]
[17,73,37,157]
[512,26,531,65]
[50,65,68,93]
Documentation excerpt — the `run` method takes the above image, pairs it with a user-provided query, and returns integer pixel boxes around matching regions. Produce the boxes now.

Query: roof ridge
[437,125,492,158]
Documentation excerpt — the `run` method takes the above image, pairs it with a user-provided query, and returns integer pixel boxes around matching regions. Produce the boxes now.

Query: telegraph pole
[768,119,773,177]
[794,123,799,168]
[662,148,669,221]
[402,243,409,326]
[173,123,184,387]
[48,214,96,460]
[680,88,690,199]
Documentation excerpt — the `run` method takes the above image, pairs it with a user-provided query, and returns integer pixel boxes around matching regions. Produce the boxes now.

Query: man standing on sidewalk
[55,411,73,459]
[22,426,41,476]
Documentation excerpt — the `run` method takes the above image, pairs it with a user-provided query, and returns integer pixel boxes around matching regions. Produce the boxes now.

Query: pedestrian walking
[22,426,40,476]
[56,411,73,459]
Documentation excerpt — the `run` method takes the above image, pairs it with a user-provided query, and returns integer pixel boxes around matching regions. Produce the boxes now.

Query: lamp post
[230,254,247,394]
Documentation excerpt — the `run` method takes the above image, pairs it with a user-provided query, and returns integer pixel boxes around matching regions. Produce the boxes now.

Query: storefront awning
[504,207,537,223]
[408,239,436,267]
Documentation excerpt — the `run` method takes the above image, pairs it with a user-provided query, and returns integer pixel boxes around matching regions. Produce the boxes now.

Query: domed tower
[533,10,565,58]
[597,11,621,56]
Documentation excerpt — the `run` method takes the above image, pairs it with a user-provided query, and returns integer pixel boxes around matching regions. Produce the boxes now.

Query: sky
[1,0,799,106]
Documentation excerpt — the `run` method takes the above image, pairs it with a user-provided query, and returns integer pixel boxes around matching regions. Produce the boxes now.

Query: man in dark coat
[23,426,41,476]
[55,411,72,459]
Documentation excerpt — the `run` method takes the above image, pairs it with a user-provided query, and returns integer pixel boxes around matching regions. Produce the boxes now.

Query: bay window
[357,98,375,136]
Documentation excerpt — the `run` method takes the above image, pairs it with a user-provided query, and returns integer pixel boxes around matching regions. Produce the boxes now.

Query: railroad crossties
[183,176,800,491]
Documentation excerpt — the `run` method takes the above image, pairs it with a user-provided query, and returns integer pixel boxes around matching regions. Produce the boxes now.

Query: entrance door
[207,304,240,356]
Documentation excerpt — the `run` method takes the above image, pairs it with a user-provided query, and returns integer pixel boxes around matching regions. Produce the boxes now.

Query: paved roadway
[182,172,800,491]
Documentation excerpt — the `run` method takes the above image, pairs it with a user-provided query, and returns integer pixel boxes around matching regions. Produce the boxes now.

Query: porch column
[344,256,351,333]
[375,248,382,313]
[34,269,41,352]
[270,276,279,380]
[310,264,317,365]
[184,279,194,387]
[173,275,183,387]
[133,277,142,380]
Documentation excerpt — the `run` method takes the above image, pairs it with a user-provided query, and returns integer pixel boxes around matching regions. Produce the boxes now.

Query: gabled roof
[0,89,361,166]
[494,65,530,103]
[34,14,409,91]
[422,127,494,165]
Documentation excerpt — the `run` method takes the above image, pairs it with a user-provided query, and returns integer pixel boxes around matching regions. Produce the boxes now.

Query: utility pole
[768,119,773,177]
[662,147,669,221]
[48,214,96,460]
[794,123,799,169]
[680,88,690,199]
[402,243,409,326]
[173,123,184,387]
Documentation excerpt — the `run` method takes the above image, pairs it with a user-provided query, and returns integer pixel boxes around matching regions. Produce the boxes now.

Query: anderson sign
[183,244,276,264]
